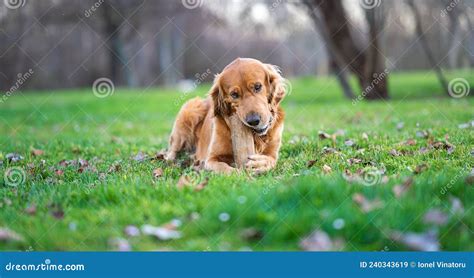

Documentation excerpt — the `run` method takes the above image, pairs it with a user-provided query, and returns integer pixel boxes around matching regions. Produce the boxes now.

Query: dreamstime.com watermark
[181,0,203,9]
[3,167,26,187]
[84,0,104,18]
[3,0,26,9]
[359,0,381,10]
[92,77,115,98]
[352,68,389,105]
[448,78,470,98]
[5,259,85,272]
[174,69,213,106]
[0,68,34,104]
[440,0,461,17]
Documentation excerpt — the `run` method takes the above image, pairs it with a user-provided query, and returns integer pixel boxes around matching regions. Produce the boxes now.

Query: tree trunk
[407,0,449,95]
[304,0,389,100]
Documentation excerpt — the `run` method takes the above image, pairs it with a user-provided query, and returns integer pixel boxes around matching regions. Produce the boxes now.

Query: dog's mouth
[252,125,269,136]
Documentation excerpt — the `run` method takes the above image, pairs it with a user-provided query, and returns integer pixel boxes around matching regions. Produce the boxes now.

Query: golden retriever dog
[166,58,286,174]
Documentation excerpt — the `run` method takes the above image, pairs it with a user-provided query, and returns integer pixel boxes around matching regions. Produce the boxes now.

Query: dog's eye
[230,91,239,99]
[254,83,262,92]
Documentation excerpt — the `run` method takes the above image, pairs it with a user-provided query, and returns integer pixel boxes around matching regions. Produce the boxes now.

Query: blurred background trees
[0,0,472,99]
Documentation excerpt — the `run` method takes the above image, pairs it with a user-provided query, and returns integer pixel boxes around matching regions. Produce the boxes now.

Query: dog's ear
[209,74,230,117]
[265,64,286,106]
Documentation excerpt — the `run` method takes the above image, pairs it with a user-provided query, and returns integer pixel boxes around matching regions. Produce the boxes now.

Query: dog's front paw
[165,151,176,161]
[246,154,276,174]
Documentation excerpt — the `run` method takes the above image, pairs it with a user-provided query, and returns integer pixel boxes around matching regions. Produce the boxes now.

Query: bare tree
[407,0,449,95]
[303,0,389,100]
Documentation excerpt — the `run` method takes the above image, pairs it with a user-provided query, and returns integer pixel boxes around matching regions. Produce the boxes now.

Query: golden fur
[166,58,286,174]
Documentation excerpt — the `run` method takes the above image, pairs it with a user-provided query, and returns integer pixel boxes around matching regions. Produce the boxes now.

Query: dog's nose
[245,113,260,126]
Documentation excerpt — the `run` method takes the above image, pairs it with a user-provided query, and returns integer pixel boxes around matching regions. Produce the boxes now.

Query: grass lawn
[0,70,473,251]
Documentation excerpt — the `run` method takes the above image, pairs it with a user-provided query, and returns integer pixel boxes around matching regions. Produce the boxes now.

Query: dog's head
[210,58,286,136]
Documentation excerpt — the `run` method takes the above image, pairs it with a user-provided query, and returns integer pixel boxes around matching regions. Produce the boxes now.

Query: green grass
[1,70,473,251]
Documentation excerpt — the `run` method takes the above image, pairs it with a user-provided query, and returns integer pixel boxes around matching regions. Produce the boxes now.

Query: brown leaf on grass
[361,132,369,141]
[307,160,317,168]
[109,237,131,251]
[431,141,454,150]
[416,130,429,138]
[390,230,440,251]
[449,197,464,214]
[194,177,209,192]
[347,158,362,165]
[55,169,64,176]
[151,151,166,161]
[49,204,64,220]
[321,147,338,155]
[389,149,401,157]
[404,139,417,146]
[141,224,182,240]
[6,153,23,163]
[31,149,44,157]
[25,204,37,215]
[240,228,263,241]
[414,163,428,174]
[352,193,384,213]
[152,168,163,178]
[107,163,121,174]
[318,131,332,140]
[132,152,147,162]
[0,227,23,242]
[322,164,332,174]
[299,230,344,251]
[344,139,355,147]
[423,209,449,225]
[124,225,140,237]
[392,177,414,198]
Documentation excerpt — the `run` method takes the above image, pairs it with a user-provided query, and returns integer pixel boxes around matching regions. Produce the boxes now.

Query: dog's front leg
[205,157,237,174]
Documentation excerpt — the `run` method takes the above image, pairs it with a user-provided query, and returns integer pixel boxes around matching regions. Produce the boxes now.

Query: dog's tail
[166,97,209,160]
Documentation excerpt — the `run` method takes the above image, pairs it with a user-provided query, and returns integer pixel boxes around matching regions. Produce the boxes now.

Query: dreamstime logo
[361,167,382,186]
[440,0,460,17]
[353,68,389,105]
[1,68,34,104]
[4,0,26,9]
[281,79,293,96]
[92,77,114,98]
[360,0,381,9]
[4,167,26,187]
[448,78,470,98]
[184,171,203,186]
[181,0,203,9]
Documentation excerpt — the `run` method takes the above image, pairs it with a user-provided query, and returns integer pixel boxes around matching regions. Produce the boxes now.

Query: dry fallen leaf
[393,177,414,198]
[449,197,464,214]
[109,237,131,251]
[240,228,263,241]
[423,209,449,225]
[361,132,369,141]
[404,139,417,146]
[390,230,440,251]
[0,227,23,242]
[124,225,140,237]
[6,153,23,163]
[299,230,344,251]
[152,168,163,178]
[352,193,384,213]
[194,177,209,191]
[414,163,428,174]
[31,149,44,157]
[322,164,332,174]
[25,204,37,215]
[141,224,182,240]
[307,160,317,168]
[318,131,331,140]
